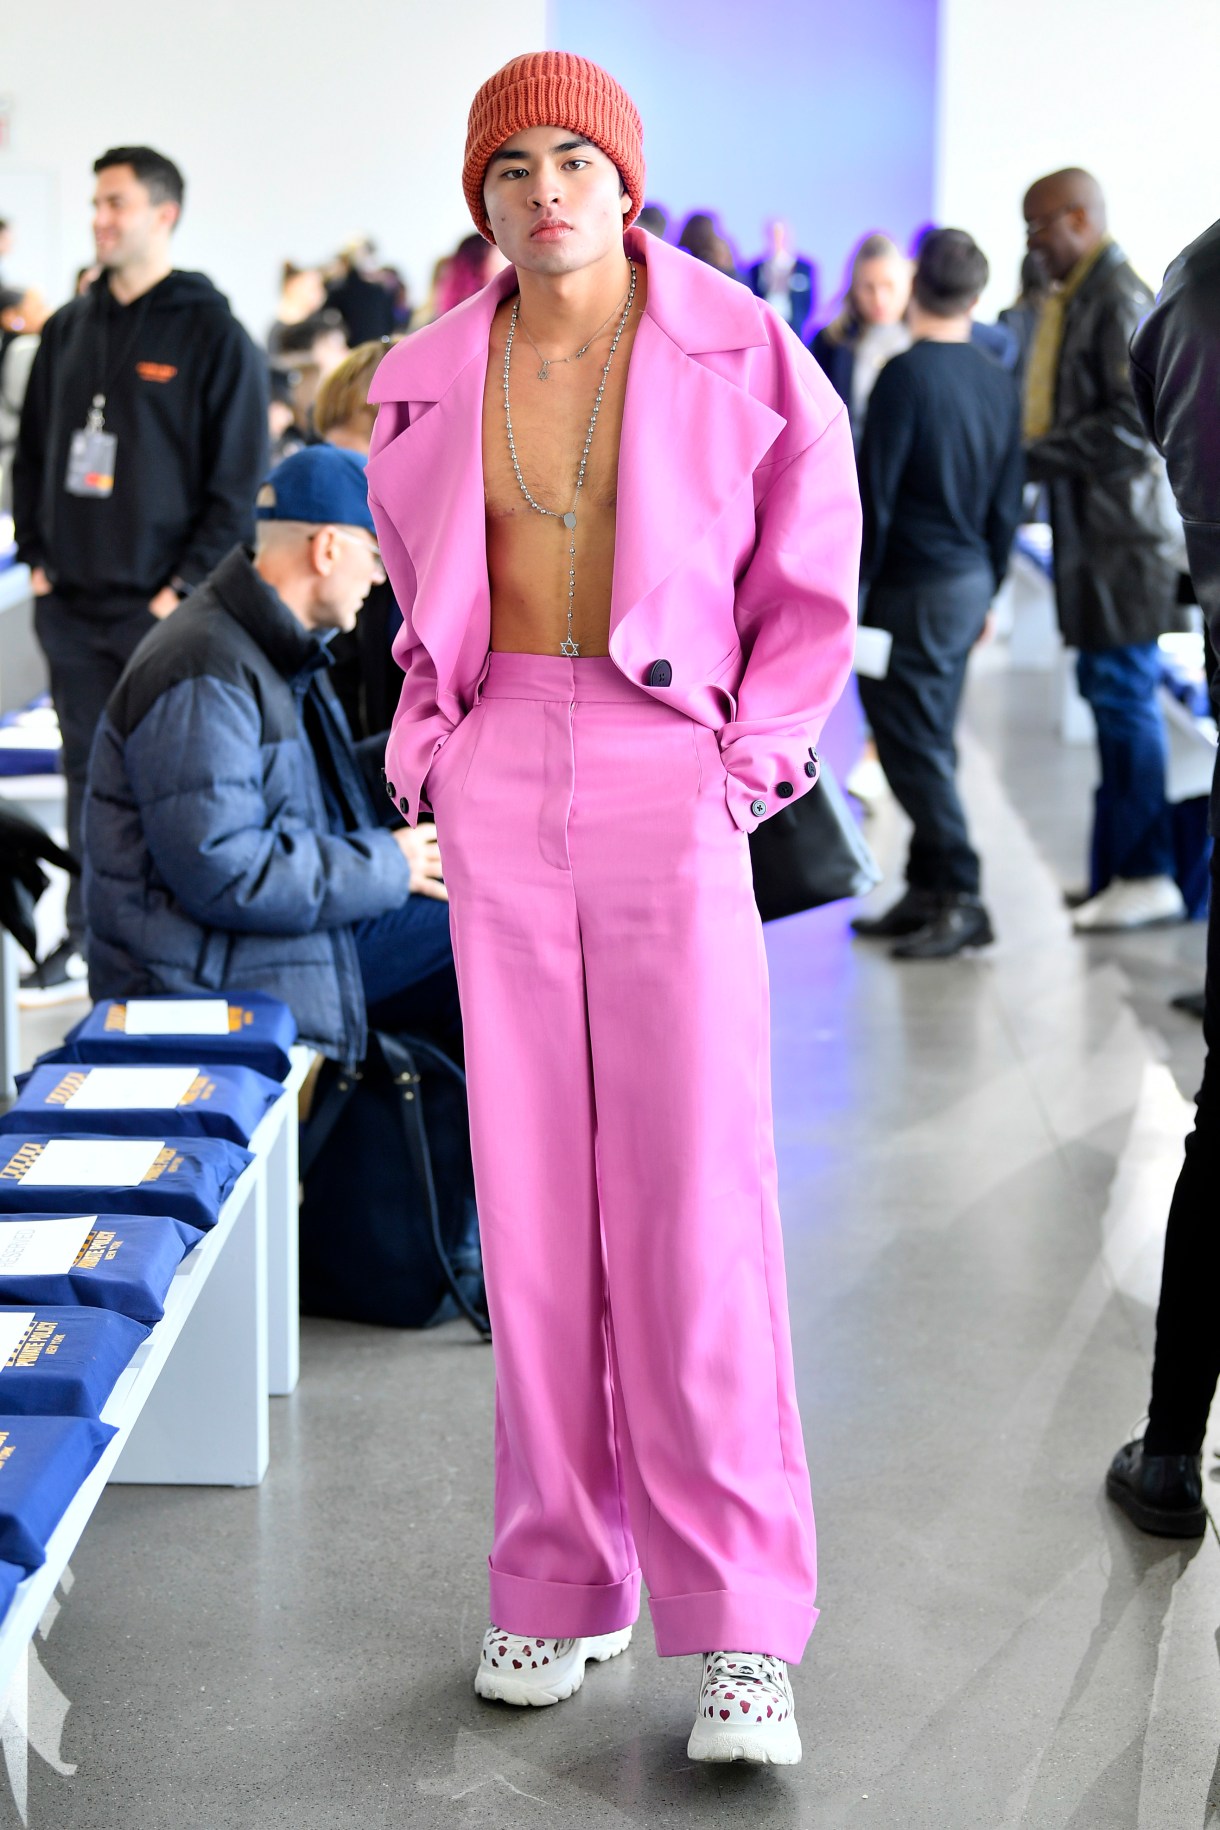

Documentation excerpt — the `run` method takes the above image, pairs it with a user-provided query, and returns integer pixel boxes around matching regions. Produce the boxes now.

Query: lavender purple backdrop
[547,0,938,333]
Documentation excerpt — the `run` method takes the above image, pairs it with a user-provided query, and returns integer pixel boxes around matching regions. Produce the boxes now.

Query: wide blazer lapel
[366,271,515,695]
[367,229,786,690]
[609,231,786,657]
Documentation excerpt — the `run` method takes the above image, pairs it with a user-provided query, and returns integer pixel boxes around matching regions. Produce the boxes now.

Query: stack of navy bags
[0,1213,201,1323]
[6,1062,282,1147]
[0,1306,147,1416]
[0,1415,115,1573]
[40,992,297,1082]
[0,1135,251,1234]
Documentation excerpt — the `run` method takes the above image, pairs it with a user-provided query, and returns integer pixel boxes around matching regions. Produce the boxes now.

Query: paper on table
[0,1217,97,1277]
[18,1140,164,1189]
[124,999,229,1037]
[64,1068,200,1112]
[0,1314,36,1368]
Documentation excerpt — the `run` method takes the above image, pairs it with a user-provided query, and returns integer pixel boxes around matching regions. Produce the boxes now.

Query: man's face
[482,125,630,275]
[1023,188,1088,283]
[312,525,385,634]
[854,257,910,326]
[92,165,178,272]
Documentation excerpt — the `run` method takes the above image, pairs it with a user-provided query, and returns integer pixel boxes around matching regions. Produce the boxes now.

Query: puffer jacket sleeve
[123,676,410,933]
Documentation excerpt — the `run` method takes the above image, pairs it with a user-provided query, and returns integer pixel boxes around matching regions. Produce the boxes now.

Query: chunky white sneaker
[687,1650,802,1764]
[474,1625,632,1707]
[1072,874,1186,933]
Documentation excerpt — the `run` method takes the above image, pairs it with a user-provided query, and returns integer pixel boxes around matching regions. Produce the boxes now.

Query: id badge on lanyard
[65,395,117,499]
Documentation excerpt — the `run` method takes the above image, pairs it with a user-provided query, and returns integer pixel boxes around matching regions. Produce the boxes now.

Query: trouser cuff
[488,1563,641,1639]
[649,1589,818,1664]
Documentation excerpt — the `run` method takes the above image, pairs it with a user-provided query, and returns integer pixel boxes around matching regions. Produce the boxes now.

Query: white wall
[0,0,547,337]
[936,0,1220,318]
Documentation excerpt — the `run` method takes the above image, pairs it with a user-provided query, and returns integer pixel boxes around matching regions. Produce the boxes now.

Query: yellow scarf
[1023,235,1113,440]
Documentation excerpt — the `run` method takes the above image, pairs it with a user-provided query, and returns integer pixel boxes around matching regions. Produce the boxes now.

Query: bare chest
[481,310,636,519]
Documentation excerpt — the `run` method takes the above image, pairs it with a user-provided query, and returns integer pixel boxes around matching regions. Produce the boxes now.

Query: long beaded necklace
[503,261,638,657]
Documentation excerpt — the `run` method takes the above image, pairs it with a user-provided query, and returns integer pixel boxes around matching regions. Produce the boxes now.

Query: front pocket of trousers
[429,705,485,803]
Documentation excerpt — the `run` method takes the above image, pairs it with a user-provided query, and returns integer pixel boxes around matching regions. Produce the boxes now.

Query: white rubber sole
[687,1714,803,1765]
[474,1626,632,1707]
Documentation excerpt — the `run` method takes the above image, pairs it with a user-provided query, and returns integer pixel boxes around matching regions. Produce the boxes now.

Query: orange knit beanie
[463,51,645,241]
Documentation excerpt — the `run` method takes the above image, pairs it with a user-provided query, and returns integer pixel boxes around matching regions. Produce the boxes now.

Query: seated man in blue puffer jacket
[84,445,457,1071]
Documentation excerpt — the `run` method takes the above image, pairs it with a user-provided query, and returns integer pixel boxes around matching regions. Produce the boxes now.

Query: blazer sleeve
[719,391,861,833]
[367,399,454,827]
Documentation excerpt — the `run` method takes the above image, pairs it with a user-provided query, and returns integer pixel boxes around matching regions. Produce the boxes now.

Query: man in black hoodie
[12,145,268,998]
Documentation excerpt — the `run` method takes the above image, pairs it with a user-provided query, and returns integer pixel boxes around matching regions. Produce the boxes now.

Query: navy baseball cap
[255,444,376,534]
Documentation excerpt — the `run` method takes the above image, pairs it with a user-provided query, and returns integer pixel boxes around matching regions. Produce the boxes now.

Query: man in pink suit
[366,51,860,1765]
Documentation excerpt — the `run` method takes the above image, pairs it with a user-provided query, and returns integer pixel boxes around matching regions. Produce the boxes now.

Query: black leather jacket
[1130,217,1220,829]
[1026,242,1180,651]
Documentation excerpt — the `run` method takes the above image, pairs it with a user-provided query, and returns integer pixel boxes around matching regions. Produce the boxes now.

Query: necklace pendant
[563,512,577,530]
[560,635,580,657]
[538,360,550,381]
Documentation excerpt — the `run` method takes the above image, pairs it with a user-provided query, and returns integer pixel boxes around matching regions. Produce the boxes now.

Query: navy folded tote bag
[300,1031,488,1336]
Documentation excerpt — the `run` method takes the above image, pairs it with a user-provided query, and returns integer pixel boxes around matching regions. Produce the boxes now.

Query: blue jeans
[352,895,461,1056]
[1076,643,1175,884]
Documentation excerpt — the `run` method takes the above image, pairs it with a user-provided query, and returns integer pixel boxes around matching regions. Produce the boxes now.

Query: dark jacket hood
[89,268,234,315]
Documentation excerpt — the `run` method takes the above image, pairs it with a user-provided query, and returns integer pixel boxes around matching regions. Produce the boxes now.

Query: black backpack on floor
[299,1030,489,1336]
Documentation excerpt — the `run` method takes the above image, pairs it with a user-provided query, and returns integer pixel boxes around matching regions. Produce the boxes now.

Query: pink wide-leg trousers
[427,653,817,1662]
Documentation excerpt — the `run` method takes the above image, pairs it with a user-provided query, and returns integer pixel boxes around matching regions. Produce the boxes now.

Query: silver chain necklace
[503,261,637,657]
[515,283,630,381]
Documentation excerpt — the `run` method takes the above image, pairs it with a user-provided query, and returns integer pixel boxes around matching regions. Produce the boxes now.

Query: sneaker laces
[703,1650,788,1693]
[699,1651,792,1725]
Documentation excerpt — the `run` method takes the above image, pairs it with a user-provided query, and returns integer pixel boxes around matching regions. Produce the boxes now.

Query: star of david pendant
[561,636,580,656]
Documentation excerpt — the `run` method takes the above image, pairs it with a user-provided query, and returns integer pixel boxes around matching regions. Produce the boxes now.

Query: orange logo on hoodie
[136,361,178,383]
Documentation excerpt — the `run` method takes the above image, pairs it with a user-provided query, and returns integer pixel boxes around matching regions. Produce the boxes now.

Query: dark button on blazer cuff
[776,781,793,798]
[804,759,818,777]
[385,780,397,801]
[398,797,410,818]
[646,659,672,688]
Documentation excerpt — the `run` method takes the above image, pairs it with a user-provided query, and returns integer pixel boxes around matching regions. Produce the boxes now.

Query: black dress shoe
[1106,1439,1206,1538]
[851,887,942,939]
[890,895,994,959]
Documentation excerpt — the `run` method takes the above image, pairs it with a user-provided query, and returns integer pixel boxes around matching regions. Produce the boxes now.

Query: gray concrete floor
[8,654,1220,1829]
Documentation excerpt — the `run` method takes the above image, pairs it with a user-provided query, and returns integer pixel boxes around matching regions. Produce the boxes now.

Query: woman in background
[810,233,912,445]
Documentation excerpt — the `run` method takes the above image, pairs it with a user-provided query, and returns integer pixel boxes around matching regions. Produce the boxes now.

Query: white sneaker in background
[687,1650,802,1764]
[474,1624,632,1707]
[845,753,889,810]
[1071,874,1187,933]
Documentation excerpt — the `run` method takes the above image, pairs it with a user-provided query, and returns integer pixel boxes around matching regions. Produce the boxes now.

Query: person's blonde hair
[823,233,908,346]
[312,339,395,438]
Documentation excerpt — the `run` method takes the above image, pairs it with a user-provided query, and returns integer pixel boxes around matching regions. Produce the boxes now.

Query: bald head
[1023,168,1108,282]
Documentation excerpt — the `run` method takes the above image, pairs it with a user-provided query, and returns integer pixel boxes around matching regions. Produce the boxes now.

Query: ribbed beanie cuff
[463,51,645,241]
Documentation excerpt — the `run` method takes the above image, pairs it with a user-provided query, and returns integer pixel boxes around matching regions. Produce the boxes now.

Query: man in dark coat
[1023,168,1185,932]
[1105,217,1220,1538]
[747,219,816,341]
[85,446,456,1072]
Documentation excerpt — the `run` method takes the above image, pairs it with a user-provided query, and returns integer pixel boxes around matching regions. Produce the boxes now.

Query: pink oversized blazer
[366,227,861,834]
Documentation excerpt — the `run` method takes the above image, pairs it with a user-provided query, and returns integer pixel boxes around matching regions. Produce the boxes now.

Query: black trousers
[1144,832,1219,1456]
[34,591,157,946]
[858,568,993,897]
